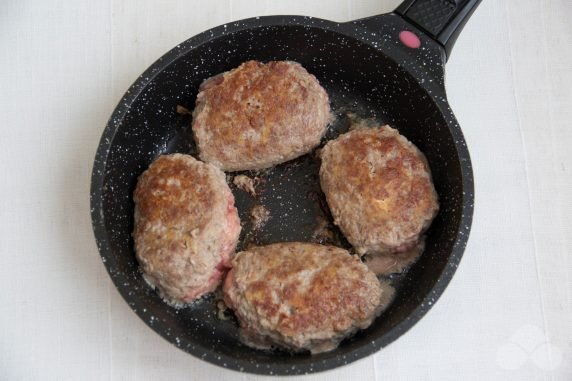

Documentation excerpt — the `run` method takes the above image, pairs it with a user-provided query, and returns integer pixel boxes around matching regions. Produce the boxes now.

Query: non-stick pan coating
[91,15,473,375]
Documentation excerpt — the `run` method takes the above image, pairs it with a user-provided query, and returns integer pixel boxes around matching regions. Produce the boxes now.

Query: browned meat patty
[192,60,331,171]
[133,154,241,305]
[223,243,387,354]
[319,126,439,258]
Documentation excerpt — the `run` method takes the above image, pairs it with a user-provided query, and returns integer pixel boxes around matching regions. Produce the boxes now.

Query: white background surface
[1,0,571,380]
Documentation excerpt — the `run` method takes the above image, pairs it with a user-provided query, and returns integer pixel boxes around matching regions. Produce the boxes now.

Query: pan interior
[96,23,464,372]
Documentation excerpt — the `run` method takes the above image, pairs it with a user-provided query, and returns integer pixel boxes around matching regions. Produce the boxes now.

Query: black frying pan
[91,0,480,375]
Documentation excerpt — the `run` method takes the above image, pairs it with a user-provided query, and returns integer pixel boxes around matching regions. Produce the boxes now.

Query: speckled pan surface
[90,13,474,375]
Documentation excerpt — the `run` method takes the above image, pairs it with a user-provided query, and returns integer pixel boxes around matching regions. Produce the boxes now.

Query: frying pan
[91,0,480,375]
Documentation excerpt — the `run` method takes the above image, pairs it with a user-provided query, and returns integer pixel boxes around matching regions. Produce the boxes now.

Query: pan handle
[395,0,481,58]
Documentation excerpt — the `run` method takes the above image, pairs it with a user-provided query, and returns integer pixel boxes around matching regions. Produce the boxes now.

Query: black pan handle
[395,0,481,58]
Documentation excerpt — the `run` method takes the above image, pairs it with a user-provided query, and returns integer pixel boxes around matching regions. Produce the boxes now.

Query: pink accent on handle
[399,30,421,49]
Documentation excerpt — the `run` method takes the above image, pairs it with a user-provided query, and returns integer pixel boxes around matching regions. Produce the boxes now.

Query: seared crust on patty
[223,243,384,353]
[133,154,241,305]
[319,126,439,255]
[192,60,331,171]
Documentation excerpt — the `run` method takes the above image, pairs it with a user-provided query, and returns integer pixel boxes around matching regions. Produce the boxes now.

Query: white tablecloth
[1,0,571,380]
